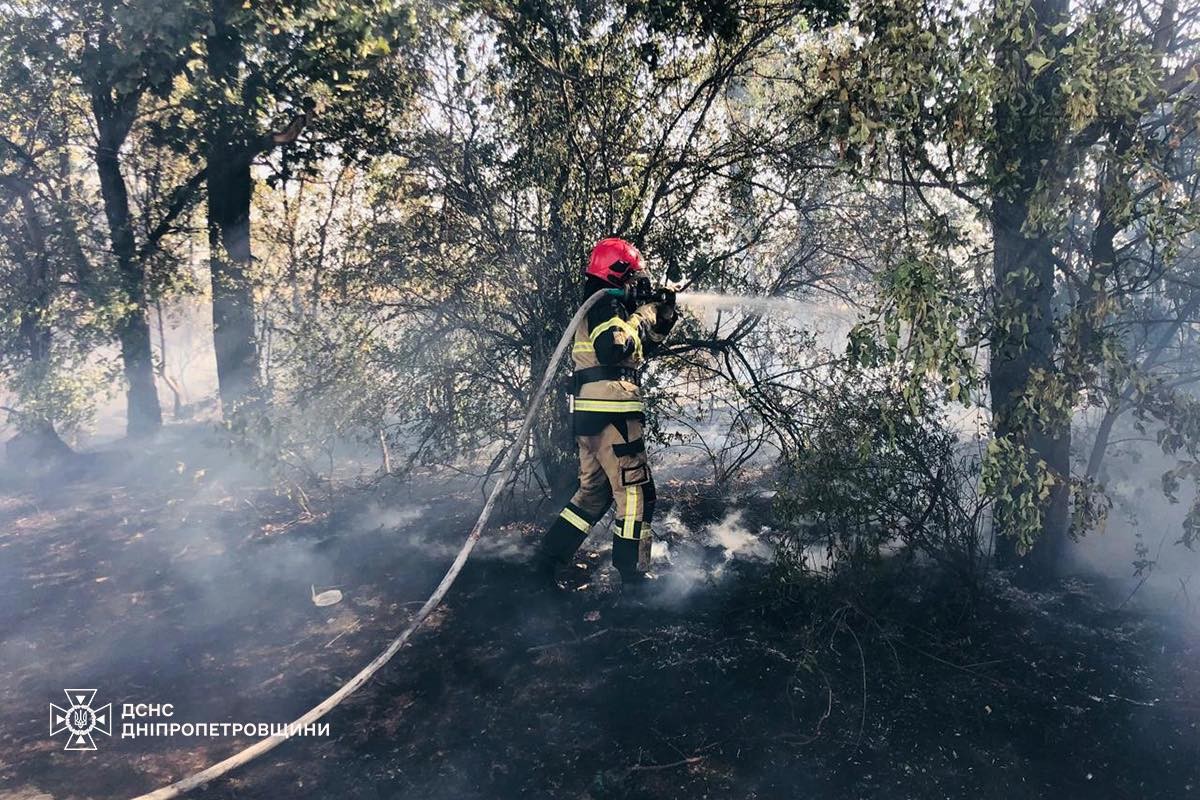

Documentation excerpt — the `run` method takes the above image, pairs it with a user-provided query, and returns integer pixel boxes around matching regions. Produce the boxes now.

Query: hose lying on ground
[130,289,612,800]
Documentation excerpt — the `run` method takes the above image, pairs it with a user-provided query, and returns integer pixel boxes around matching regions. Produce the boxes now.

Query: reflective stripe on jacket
[571,290,673,435]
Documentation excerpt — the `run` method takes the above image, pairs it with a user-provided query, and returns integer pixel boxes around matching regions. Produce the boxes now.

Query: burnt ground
[1,429,1198,800]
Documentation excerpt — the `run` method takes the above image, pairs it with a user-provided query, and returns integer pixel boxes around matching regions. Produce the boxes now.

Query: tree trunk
[206,0,263,418]
[989,200,1070,577]
[206,160,262,416]
[1084,291,1200,485]
[10,183,69,457]
[537,194,580,500]
[93,101,163,437]
[155,301,185,417]
[988,0,1071,580]
[1086,404,1119,482]
[15,192,54,367]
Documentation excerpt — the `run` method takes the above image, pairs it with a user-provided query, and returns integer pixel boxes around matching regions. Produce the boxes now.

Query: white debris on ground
[311,586,344,607]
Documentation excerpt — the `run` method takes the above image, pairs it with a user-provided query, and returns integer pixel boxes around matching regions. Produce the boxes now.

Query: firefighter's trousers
[538,418,655,579]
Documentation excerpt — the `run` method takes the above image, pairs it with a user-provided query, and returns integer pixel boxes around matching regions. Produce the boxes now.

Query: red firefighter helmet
[585,237,644,285]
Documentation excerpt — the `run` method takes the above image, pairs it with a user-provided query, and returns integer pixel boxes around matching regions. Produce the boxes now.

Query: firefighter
[534,237,677,589]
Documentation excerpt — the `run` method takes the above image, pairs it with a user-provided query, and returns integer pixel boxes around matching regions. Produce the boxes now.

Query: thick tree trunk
[115,316,161,435]
[6,422,74,463]
[206,0,263,418]
[206,160,262,415]
[989,201,1070,577]
[93,108,163,437]
[988,0,1071,580]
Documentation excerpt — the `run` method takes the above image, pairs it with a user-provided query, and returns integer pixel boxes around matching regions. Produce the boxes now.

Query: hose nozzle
[618,276,675,309]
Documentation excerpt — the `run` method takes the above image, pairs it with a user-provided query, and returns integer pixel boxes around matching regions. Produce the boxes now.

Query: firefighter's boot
[533,516,587,588]
[612,535,645,585]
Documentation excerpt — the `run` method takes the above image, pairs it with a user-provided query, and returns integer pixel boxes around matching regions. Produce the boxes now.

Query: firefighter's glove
[658,287,677,319]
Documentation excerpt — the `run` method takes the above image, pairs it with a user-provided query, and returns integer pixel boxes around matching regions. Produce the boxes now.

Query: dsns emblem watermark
[50,689,112,751]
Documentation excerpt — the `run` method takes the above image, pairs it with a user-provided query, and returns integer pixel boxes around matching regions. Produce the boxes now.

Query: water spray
[676,291,810,316]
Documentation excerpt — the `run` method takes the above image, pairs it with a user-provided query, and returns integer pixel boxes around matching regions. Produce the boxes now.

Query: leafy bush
[5,355,116,441]
[773,369,989,588]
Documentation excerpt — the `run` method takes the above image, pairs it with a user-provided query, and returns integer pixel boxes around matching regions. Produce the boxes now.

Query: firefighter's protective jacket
[571,290,675,435]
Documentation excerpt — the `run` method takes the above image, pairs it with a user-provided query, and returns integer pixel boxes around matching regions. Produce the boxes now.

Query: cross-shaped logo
[50,689,112,751]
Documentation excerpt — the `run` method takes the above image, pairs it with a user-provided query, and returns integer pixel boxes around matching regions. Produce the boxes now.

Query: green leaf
[1024,52,1052,74]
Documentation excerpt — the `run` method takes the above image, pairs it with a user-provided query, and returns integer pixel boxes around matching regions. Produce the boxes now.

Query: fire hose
[129,288,637,799]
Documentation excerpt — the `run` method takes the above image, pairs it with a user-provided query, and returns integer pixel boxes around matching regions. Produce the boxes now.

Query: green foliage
[3,0,205,96]
[0,36,119,435]
[5,357,116,437]
[809,0,1200,569]
[774,367,989,583]
[980,435,1052,554]
[848,245,980,413]
[185,0,422,169]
